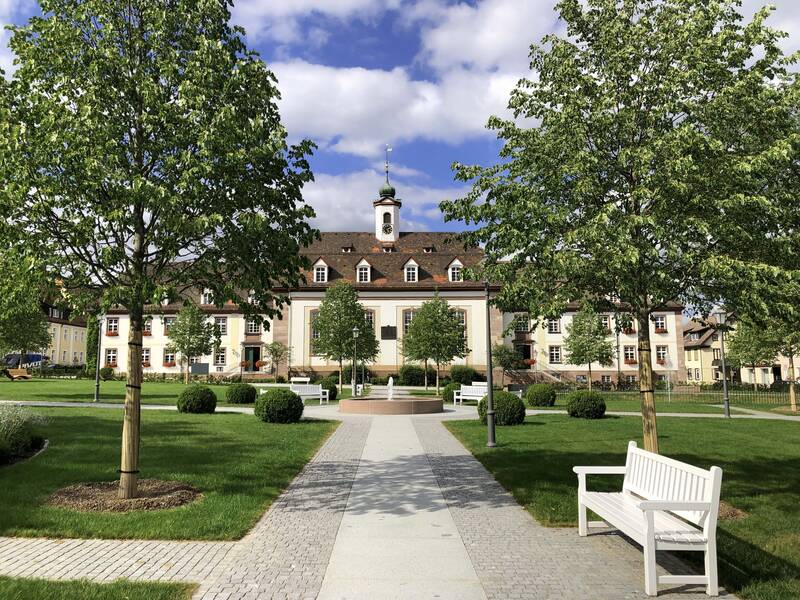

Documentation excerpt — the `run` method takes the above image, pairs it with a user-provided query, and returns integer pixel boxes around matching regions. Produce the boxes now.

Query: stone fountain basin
[338,397,444,415]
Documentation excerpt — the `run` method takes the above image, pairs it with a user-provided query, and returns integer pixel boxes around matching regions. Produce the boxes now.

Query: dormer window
[382,246,395,253]
[341,246,353,253]
[356,259,371,283]
[201,289,213,305]
[314,265,328,283]
[404,259,418,283]
[448,259,463,282]
[423,246,434,253]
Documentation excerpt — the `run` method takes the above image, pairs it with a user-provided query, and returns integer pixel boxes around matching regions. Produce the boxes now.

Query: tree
[0,0,316,497]
[312,282,379,392]
[0,252,52,368]
[440,0,796,453]
[263,341,290,376]
[491,344,524,388]
[85,316,99,376]
[166,303,220,384]
[564,306,614,390]
[402,294,469,394]
[727,317,799,410]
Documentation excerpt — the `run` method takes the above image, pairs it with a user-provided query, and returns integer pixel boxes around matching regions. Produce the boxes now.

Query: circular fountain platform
[339,397,444,415]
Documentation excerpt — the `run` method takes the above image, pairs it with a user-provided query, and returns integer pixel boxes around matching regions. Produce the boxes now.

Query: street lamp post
[352,326,360,397]
[713,310,731,419]
[484,281,496,448]
[93,314,103,403]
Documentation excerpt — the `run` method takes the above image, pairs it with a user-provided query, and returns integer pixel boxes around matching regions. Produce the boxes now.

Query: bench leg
[705,542,718,596]
[577,499,587,536]
[643,540,658,596]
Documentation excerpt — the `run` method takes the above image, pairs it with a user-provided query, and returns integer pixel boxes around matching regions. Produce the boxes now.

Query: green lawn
[544,396,730,414]
[0,379,351,405]
[0,407,336,540]
[446,415,800,599]
[0,576,194,600]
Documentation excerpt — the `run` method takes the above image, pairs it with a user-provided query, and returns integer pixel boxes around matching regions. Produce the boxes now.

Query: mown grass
[0,379,350,405]
[0,576,194,600]
[446,414,800,599]
[0,407,336,540]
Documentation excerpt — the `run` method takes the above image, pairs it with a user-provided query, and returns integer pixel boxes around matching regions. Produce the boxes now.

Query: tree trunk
[752,365,757,391]
[338,359,343,395]
[435,363,440,395]
[185,357,190,385]
[424,359,429,390]
[119,307,143,499]
[637,313,659,454]
[789,351,797,413]
[588,363,593,391]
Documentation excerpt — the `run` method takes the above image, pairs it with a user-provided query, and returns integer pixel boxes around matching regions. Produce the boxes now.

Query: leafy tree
[491,344,524,388]
[440,0,796,453]
[402,294,469,394]
[0,0,316,497]
[564,306,614,390]
[263,341,290,376]
[312,282,379,392]
[727,318,799,409]
[85,316,99,375]
[0,252,52,369]
[166,303,220,384]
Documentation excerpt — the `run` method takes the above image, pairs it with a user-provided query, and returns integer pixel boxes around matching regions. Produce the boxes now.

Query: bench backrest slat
[459,385,488,397]
[290,384,322,395]
[623,441,721,531]
[290,377,311,384]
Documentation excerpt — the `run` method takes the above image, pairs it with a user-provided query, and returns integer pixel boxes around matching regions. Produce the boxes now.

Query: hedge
[477,391,526,426]
[565,391,606,419]
[525,383,556,407]
[255,389,304,423]
[449,365,482,385]
[398,364,435,386]
[442,382,461,404]
[225,383,257,404]
[176,385,217,414]
[320,377,338,402]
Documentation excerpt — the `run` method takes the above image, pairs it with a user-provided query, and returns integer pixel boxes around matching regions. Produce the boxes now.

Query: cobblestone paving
[0,537,234,583]
[195,418,371,600]
[413,419,730,600]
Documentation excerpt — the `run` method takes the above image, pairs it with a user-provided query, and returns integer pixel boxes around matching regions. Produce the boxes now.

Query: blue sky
[2,0,799,233]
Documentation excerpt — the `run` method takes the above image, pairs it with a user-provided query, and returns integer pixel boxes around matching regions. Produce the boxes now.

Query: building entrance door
[244,346,261,371]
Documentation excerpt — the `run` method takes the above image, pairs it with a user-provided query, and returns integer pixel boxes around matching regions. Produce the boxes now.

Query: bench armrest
[573,466,627,475]
[638,501,711,512]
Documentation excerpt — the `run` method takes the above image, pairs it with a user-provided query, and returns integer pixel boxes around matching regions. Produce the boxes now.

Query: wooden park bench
[4,368,32,381]
[573,441,723,596]
[452,384,488,405]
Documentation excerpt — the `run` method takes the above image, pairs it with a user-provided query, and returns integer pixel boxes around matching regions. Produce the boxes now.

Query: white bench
[453,384,488,405]
[573,441,722,596]
[290,376,310,385]
[258,383,329,404]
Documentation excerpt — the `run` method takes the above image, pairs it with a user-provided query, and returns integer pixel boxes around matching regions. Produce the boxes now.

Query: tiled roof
[297,232,486,290]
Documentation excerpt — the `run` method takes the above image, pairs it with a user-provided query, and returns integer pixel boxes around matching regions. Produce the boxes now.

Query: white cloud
[302,168,466,231]
[273,60,519,158]
[0,0,32,75]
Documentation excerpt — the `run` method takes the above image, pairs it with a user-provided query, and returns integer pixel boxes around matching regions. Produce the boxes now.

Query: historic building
[100,175,686,384]
[44,302,88,367]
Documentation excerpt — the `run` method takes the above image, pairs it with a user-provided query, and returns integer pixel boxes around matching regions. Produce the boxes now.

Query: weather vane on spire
[385,144,392,183]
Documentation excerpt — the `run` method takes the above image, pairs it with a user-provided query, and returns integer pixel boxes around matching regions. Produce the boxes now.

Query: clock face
[382,223,393,234]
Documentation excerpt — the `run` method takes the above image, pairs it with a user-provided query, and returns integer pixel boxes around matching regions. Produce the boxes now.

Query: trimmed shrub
[525,383,556,407]
[99,366,115,381]
[255,389,304,423]
[341,364,374,385]
[226,383,257,405]
[275,375,287,384]
[0,405,46,463]
[565,391,606,419]
[177,385,217,414]
[398,364,435,386]
[442,382,461,404]
[477,391,526,426]
[319,377,338,402]
[449,365,481,385]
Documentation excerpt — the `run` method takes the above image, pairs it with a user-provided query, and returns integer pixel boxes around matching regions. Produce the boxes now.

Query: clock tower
[374,147,401,243]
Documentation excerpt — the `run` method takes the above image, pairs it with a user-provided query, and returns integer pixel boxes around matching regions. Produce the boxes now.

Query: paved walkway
[0,403,738,598]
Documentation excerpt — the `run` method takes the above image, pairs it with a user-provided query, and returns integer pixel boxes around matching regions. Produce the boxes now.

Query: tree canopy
[0,0,317,496]
[166,302,220,384]
[312,281,379,390]
[402,294,469,393]
[564,306,614,389]
[440,0,798,452]
[491,343,525,388]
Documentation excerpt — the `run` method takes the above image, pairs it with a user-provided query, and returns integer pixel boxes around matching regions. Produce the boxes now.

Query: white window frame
[405,265,417,283]
[246,319,261,335]
[104,348,117,366]
[164,350,176,365]
[655,345,668,361]
[142,348,151,366]
[625,374,637,383]
[163,317,176,334]
[310,310,320,341]
[314,264,328,283]
[624,345,637,361]
[201,289,214,305]
[548,345,562,364]
[357,265,371,283]
[106,318,119,333]
[695,368,700,380]
[214,348,226,366]
[364,310,375,331]
[514,314,529,332]
[215,316,228,336]
[547,318,561,334]
[449,264,463,282]
[601,375,612,384]
[653,314,667,332]
[403,309,416,335]
[143,319,152,334]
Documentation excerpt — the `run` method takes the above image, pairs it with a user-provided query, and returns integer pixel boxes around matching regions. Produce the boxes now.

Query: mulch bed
[46,479,202,512]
